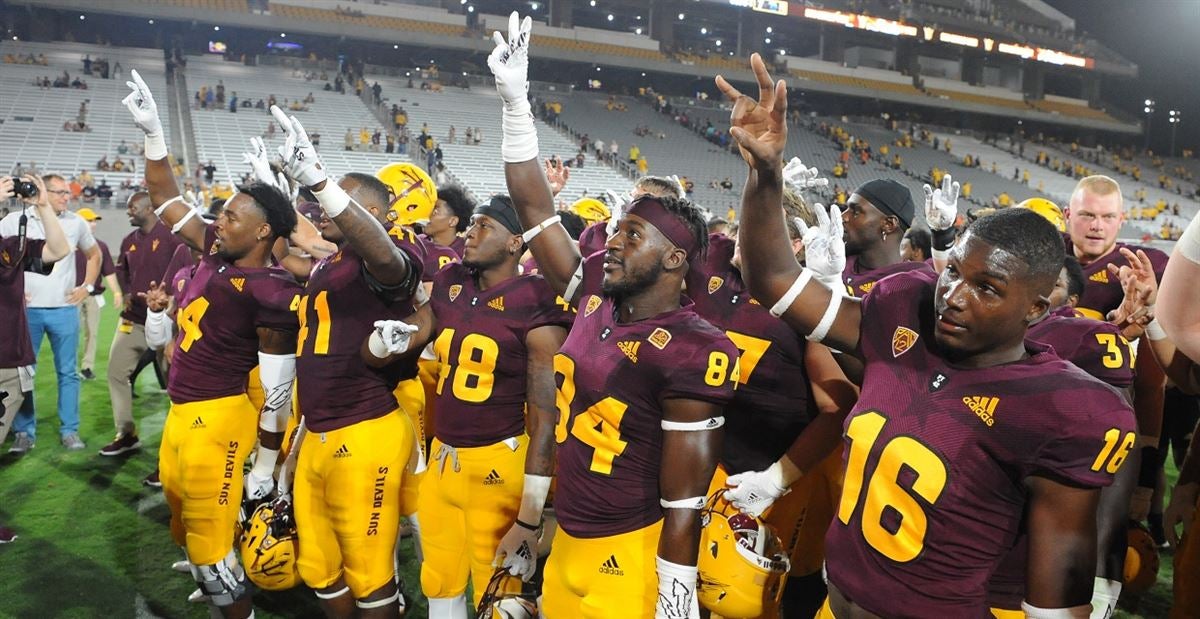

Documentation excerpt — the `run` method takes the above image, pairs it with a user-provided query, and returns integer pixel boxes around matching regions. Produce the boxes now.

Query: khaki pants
[78,295,101,372]
[106,321,148,436]
[0,368,28,447]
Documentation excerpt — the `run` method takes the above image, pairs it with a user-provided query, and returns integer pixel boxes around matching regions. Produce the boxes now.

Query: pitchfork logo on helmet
[475,568,537,619]
[697,491,791,618]
[238,497,301,591]
[377,162,439,227]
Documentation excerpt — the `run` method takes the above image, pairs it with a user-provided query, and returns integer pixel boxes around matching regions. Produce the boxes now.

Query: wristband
[521,214,561,243]
[1146,318,1167,341]
[250,445,280,479]
[514,518,540,531]
[171,208,198,234]
[501,102,539,163]
[312,179,350,219]
[661,417,725,431]
[769,270,813,318]
[517,474,552,524]
[154,195,186,218]
[931,248,949,262]
[145,132,168,162]
[807,291,843,343]
[932,227,957,251]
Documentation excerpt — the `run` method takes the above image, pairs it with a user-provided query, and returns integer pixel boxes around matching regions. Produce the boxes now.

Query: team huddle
[30,10,1195,619]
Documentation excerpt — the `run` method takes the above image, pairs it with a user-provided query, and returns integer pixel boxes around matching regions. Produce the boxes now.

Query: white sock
[427,594,469,619]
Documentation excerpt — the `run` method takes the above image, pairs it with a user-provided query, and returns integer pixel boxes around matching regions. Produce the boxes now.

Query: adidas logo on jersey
[487,297,505,312]
[483,469,504,485]
[858,281,876,295]
[617,340,641,363]
[230,277,245,292]
[963,396,999,427]
[190,417,206,429]
[599,555,624,576]
[334,444,352,458]
[1089,270,1109,284]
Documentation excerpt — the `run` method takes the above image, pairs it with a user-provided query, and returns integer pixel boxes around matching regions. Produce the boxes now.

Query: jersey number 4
[553,354,629,475]
[433,328,499,403]
[838,411,948,563]
[176,296,210,352]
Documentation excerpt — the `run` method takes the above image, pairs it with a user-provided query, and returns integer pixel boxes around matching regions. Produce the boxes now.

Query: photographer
[0,174,101,452]
[0,176,71,540]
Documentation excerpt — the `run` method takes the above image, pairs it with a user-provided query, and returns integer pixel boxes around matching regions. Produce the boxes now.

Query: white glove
[368,320,420,358]
[122,69,163,138]
[271,105,326,188]
[655,557,700,619]
[605,188,631,235]
[1165,481,1199,548]
[783,157,829,191]
[243,136,277,187]
[665,174,688,196]
[797,203,846,291]
[487,12,533,111]
[923,173,960,232]
[724,462,791,517]
[244,469,275,503]
[493,522,539,581]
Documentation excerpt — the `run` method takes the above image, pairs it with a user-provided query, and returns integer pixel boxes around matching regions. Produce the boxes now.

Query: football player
[492,13,739,618]
[125,71,302,619]
[839,176,933,298]
[422,181,473,258]
[372,195,571,617]
[726,54,1135,618]
[689,186,858,618]
[269,107,424,617]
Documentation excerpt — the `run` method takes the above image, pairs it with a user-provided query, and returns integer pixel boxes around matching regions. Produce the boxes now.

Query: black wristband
[932,227,957,251]
[515,517,540,531]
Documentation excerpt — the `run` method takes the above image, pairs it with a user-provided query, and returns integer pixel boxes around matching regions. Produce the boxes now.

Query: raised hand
[243,136,277,187]
[271,105,326,188]
[0,176,13,202]
[138,281,170,312]
[783,157,829,191]
[715,53,788,172]
[543,158,569,196]
[923,173,960,231]
[487,11,533,110]
[1107,247,1158,337]
[121,69,163,138]
[797,203,846,288]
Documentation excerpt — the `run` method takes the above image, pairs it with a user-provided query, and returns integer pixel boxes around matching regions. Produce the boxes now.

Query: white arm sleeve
[144,309,172,349]
[256,352,296,433]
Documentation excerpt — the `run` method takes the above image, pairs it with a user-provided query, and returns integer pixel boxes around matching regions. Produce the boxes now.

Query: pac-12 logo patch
[448,284,462,302]
[892,326,918,358]
[707,276,724,294]
[584,295,602,317]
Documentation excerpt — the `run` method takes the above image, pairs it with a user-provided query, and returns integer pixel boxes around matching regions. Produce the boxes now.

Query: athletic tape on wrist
[501,105,539,163]
[1146,318,1167,341]
[661,417,725,431]
[145,133,168,161]
[1020,602,1091,619]
[171,208,198,234]
[769,270,813,318]
[154,195,185,218]
[367,330,392,359]
[660,496,706,510]
[931,248,950,261]
[807,292,843,343]
[521,214,561,243]
[312,180,350,219]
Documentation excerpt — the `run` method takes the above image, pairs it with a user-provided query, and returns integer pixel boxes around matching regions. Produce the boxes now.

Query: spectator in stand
[900,227,932,263]
[229,91,238,113]
[386,132,396,154]
[448,125,456,145]
[399,130,409,155]
[426,141,438,173]
[610,140,619,161]
[371,129,381,152]
[594,139,605,161]
[628,144,640,164]
[117,140,129,155]
[359,126,370,148]
[97,156,110,171]
[73,208,119,381]
[266,120,276,140]
[345,128,354,151]
[99,192,182,459]
[0,174,73,539]
[202,160,216,184]
[0,174,102,452]
[636,156,648,174]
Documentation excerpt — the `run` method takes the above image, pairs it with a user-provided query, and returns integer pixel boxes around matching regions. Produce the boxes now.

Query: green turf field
[0,293,1182,618]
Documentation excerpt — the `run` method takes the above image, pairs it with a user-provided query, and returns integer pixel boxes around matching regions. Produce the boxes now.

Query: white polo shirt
[0,208,97,308]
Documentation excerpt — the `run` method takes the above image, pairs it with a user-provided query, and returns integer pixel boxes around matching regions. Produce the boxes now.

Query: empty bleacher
[0,41,170,183]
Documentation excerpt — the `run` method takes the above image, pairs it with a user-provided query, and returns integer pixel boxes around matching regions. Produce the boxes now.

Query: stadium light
[715,40,722,47]
[678,13,686,20]
[531,2,539,10]
[766,26,773,33]
[1145,99,1154,106]
[636,15,642,20]
[280,33,286,38]
[641,72,646,77]
[394,44,399,49]
[589,0,595,6]
[214,26,220,31]
[468,5,475,12]
[764,37,771,44]
[1170,110,1182,156]
[635,27,642,34]
[148,19,154,24]
[701,27,707,34]
[607,13,614,21]
[79,14,85,20]
[1144,100,1155,150]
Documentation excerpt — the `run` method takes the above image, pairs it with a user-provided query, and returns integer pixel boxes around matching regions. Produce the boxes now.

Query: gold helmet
[1016,197,1065,232]
[697,492,791,618]
[475,568,537,619]
[238,498,301,591]
[376,162,438,227]
[1123,522,1160,594]
[571,198,611,227]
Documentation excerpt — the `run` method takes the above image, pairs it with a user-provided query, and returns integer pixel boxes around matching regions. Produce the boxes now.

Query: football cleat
[377,162,438,227]
[238,497,301,591]
[697,491,791,619]
[1123,521,1160,594]
[570,197,611,227]
[475,568,537,619]
[1015,197,1065,232]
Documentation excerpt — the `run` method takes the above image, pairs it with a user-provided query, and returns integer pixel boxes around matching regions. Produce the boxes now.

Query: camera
[13,180,38,199]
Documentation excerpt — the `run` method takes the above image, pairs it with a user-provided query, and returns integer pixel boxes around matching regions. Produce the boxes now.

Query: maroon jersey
[826,270,1136,617]
[167,227,302,405]
[1028,306,1135,388]
[162,244,195,295]
[429,263,572,447]
[577,221,607,258]
[297,233,425,433]
[116,222,182,324]
[74,239,115,296]
[416,234,458,282]
[687,233,812,473]
[0,237,45,367]
[1066,238,1168,319]
[554,285,738,538]
[842,255,932,298]
[449,235,466,257]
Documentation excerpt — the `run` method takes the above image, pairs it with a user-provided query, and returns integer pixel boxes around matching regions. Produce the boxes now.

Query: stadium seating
[183,54,395,185]
[0,41,170,185]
